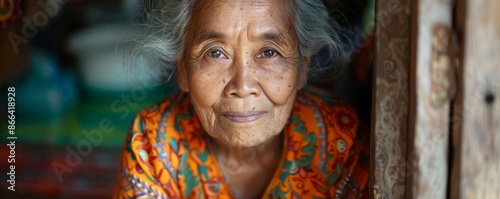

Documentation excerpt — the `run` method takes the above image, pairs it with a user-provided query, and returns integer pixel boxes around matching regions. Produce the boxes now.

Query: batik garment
[114,91,369,199]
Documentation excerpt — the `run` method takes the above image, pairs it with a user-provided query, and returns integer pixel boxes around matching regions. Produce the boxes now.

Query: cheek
[259,64,300,105]
[187,66,228,108]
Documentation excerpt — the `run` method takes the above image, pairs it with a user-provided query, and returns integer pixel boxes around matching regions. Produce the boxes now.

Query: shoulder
[117,93,192,198]
[291,89,366,166]
[295,90,364,161]
[294,89,369,197]
[128,92,190,141]
[123,92,192,170]
[136,92,189,125]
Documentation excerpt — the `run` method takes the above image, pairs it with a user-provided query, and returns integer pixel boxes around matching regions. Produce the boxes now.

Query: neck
[210,132,284,170]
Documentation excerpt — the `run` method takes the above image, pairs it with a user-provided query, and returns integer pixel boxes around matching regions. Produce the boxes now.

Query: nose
[224,56,262,98]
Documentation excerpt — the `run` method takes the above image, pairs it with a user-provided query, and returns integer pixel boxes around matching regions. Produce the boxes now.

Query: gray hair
[128,0,348,84]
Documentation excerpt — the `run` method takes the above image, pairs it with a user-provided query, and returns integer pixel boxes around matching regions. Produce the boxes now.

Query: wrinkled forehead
[186,0,297,43]
[190,0,294,20]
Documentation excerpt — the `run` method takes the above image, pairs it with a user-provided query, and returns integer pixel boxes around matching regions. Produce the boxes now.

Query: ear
[297,56,310,90]
[176,60,189,92]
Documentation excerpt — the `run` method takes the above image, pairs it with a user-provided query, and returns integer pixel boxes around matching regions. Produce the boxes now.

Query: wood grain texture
[411,0,453,198]
[456,0,500,198]
[370,0,411,198]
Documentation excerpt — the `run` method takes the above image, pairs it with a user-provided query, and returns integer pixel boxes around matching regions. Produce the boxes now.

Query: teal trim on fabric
[169,139,178,153]
[180,166,199,196]
[174,95,192,133]
[328,164,344,187]
[296,133,317,169]
[198,165,208,181]
[294,120,307,135]
[197,149,209,162]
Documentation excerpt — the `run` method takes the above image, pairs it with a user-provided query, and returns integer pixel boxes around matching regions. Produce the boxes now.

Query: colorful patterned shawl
[114,91,369,198]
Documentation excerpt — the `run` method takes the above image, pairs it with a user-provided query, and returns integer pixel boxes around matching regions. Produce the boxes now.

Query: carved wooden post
[371,0,411,198]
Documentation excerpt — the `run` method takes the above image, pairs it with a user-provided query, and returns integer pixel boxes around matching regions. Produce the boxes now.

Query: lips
[222,111,266,123]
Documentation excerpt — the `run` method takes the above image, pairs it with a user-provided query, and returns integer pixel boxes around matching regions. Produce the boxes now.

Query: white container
[69,23,159,92]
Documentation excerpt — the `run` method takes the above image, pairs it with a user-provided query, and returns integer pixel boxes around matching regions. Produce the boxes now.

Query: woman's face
[178,0,308,147]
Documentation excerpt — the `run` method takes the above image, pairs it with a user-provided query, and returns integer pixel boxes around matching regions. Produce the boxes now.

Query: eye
[259,49,278,58]
[207,49,226,59]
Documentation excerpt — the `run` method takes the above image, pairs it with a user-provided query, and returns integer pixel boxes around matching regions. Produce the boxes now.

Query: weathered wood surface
[410,0,453,198]
[453,0,500,198]
[371,0,411,198]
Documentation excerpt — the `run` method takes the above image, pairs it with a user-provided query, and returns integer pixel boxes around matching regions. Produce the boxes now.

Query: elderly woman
[114,0,369,198]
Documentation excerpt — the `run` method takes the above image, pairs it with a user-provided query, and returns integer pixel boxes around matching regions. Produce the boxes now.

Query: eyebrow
[258,31,289,46]
[194,30,226,45]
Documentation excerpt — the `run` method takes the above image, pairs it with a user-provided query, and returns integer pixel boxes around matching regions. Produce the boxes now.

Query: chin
[222,130,280,148]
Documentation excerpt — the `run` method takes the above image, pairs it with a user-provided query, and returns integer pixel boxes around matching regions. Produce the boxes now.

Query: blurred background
[0,0,374,198]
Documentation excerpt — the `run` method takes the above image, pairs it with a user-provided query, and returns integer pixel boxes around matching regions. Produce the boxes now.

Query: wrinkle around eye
[189,41,229,60]
[206,48,228,59]
[257,49,279,58]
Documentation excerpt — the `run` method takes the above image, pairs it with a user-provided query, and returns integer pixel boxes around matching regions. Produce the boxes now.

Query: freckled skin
[176,0,309,198]
[178,0,307,148]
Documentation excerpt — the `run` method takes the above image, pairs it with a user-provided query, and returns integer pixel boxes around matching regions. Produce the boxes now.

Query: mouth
[222,112,266,123]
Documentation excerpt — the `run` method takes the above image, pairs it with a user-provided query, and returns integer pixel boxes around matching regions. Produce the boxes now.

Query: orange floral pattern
[114,91,369,198]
